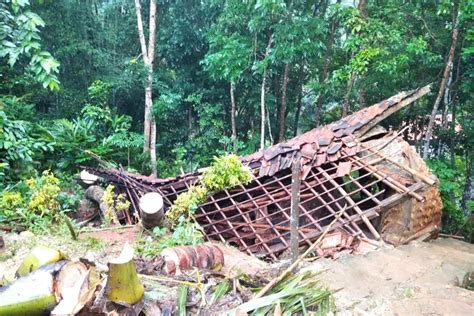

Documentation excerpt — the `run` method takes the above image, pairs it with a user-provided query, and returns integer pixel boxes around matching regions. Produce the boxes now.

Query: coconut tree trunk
[230,81,237,152]
[260,33,273,151]
[278,63,290,142]
[423,2,459,159]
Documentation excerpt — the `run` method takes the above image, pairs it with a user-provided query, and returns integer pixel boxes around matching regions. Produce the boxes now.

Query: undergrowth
[0,170,82,233]
[138,155,252,257]
[428,158,474,242]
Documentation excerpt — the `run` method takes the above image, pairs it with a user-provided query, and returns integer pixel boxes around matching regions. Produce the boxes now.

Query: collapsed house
[86,85,442,260]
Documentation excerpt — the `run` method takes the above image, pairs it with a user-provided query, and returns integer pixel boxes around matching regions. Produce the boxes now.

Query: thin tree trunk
[135,0,157,176]
[342,71,355,118]
[358,87,366,108]
[461,155,473,217]
[341,0,366,119]
[423,2,459,159]
[315,0,340,126]
[273,75,279,142]
[357,0,367,17]
[144,72,153,151]
[293,62,304,137]
[260,33,273,150]
[441,68,452,128]
[450,43,463,166]
[260,71,267,150]
[278,63,290,142]
[266,105,274,145]
[230,80,237,152]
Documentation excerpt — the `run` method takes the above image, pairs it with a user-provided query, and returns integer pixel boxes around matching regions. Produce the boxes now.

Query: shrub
[0,170,64,232]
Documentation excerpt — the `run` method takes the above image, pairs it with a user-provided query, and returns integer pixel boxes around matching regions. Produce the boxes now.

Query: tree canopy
[0,0,473,238]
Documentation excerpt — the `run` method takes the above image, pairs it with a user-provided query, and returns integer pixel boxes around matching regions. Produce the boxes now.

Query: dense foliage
[0,0,472,238]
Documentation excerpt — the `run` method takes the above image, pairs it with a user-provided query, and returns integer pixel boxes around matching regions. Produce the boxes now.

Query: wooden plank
[290,158,301,262]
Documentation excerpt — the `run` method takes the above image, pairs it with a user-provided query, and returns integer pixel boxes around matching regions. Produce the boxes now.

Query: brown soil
[304,237,474,315]
[1,229,472,315]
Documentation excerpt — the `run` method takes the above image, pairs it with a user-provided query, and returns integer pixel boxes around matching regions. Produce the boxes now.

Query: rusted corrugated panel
[267,155,281,176]
[341,135,357,148]
[317,128,334,146]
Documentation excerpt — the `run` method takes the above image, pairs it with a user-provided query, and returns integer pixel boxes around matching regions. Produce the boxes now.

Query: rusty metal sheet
[318,145,328,154]
[280,155,291,170]
[280,155,293,170]
[267,155,281,176]
[343,146,358,157]
[263,145,283,161]
[333,129,345,138]
[341,135,357,148]
[331,120,350,132]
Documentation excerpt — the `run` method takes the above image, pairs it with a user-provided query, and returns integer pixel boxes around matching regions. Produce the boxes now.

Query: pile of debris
[0,242,333,315]
[84,85,442,261]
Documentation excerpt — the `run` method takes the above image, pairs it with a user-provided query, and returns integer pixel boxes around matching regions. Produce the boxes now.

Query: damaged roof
[242,85,431,177]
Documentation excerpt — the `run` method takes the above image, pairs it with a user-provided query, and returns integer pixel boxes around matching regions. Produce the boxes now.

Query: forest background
[0,0,472,239]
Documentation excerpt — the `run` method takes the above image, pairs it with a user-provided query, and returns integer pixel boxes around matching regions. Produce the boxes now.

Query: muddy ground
[311,238,474,315]
[0,229,473,315]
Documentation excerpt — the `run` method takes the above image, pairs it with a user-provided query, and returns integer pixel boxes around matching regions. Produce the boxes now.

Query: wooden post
[290,157,301,262]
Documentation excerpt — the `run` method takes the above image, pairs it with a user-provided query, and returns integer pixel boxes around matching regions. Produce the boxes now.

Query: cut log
[85,185,106,214]
[161,244,224,275]
[80,170,99,185]
[139,192,164,229]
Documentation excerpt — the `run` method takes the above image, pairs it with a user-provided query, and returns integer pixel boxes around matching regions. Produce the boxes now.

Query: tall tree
[0,0,60,91]
[134,0,157,176]
[260,33,273,150]
[423,0,460,158]
[278,63,289,142]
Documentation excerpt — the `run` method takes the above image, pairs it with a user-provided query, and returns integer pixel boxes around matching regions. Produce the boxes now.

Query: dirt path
[305,238,474,315]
